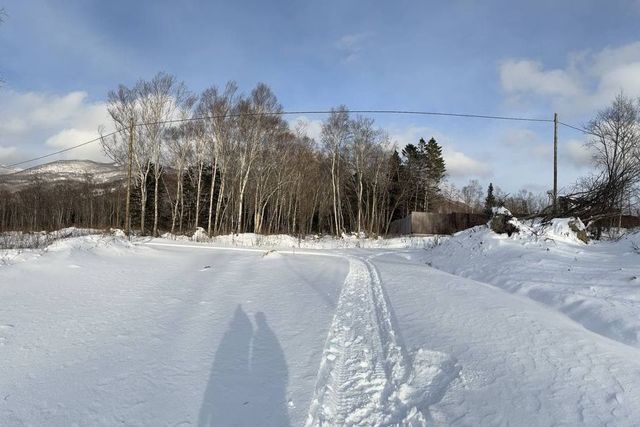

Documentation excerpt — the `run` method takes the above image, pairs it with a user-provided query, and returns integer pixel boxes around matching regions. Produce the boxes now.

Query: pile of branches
[541,171,638,227]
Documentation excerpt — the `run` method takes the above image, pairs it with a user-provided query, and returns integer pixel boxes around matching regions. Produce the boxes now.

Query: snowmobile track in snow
[140,242,460,425]
[305,256,460,427]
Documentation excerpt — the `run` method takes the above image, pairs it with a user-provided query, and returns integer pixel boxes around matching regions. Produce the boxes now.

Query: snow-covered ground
[1,228,640,426]
[423,221,640,348]
[164,228,445,250]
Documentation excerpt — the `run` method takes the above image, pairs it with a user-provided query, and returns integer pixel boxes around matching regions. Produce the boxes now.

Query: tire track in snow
[305,256,460,426]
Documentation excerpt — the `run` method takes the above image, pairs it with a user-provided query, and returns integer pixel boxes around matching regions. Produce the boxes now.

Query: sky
[2,0,640,193]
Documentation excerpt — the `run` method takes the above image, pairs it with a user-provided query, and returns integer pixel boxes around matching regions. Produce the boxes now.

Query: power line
[557,121,597,136]
[4,109,563,169]
[6,130,121,168]
[350,110,554,122]
[132,109,556,127]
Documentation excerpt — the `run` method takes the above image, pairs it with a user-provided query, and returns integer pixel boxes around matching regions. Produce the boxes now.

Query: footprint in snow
[262,249,282,259]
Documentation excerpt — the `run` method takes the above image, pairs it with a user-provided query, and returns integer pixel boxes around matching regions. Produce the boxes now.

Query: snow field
[2,229,640,426]
[0,236,347,426]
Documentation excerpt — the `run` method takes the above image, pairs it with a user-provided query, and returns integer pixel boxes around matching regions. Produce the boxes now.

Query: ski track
[305,255,459,426]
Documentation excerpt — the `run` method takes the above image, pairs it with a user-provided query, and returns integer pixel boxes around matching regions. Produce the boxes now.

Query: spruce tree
[387,150,405,220]
[423,137,446,212]
[484,183,497,216]
[401,143,421,212]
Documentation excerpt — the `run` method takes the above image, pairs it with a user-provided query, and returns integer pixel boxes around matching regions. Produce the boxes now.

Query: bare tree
[556,94,640,228]
[587,93,640,217]
[138,72,188,236]
[165,96,196,234]
[198,82,239,235]
[322,107,351,236]
[234,83,283,233]
[461,179,484,213]
[102,84,141,233]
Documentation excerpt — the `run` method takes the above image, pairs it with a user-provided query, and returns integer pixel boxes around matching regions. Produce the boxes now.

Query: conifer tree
[485,183,497,216]
[423,137,446,211]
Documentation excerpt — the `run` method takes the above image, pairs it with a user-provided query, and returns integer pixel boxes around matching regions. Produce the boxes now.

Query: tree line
[1,72,570,237]
[95,72,455,237]
[1,73,454,236]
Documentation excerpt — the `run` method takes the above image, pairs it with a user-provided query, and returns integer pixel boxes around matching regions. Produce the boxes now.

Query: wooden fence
[389,211,487,235]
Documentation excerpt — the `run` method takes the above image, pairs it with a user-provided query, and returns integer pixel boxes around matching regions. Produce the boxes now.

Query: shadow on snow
[198,305,290,427]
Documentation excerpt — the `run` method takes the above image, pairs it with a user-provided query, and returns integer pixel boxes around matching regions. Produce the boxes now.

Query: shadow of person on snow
[198,305,253,427]
[198,306,290,427]
[249,312,290,426]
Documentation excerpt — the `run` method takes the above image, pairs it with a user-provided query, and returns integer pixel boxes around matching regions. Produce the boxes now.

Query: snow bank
[486,211,589,245]
[162,229,446,250]
[544,217,588,243]
[0,228,134,266]
[46,234,134,253]
[424,222,640,347]
[0,227,105,250]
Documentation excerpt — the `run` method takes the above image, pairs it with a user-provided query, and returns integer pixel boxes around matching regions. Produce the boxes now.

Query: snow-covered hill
[0,160,125,190]
[0,165,19,175]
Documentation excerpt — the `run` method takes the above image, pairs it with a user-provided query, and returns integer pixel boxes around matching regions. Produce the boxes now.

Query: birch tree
[198,82,239,235]
[321,107,351,236]
[138,72,188,236]
[234,83,283,233]
[166,95,196,234]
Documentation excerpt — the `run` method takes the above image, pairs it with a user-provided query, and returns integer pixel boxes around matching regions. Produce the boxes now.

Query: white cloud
[45,129,107,162]
[564,139,593,168]
[500,60,582,99]
[496,127,550,164]
[502,128,539,146]
[530,143,552,159]
[289,116,323,142]
[0,145,17,163]
[443,148,492,178]
[500,41,640,115]
[0,89,110,165]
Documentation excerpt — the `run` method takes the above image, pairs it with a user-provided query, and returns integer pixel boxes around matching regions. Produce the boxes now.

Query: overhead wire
[4,109,589,170]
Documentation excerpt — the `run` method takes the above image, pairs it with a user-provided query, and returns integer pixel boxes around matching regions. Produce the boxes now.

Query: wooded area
[0,73,460,236]
[2,76,639,238]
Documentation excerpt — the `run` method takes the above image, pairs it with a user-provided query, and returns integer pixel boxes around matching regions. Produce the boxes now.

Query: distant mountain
[0,160,126,191]
[0,165,18,175]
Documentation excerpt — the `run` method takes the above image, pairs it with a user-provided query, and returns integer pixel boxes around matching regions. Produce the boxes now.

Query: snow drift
[424,221,640,347]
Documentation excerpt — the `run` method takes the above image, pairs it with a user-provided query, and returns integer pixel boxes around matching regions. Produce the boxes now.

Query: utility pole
[553,112,558,213]
[125,119,134,237]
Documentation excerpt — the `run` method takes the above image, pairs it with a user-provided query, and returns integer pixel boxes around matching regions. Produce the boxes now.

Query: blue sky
[2,0,640,193]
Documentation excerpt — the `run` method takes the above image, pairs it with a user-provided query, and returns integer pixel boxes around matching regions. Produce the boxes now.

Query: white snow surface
[424,224,640,347]
[165,228,445,249]
[1,231,640,426]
